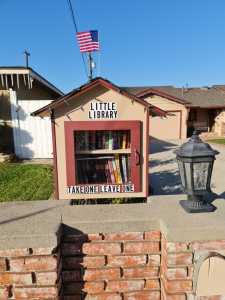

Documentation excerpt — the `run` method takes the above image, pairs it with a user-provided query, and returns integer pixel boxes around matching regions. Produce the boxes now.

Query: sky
[1,0,225,93]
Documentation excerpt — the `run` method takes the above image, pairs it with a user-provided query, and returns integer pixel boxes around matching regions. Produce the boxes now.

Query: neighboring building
[0,66,63,158]
[124,85,225,140]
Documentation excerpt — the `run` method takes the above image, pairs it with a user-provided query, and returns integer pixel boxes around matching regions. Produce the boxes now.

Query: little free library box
[33,77,163,200]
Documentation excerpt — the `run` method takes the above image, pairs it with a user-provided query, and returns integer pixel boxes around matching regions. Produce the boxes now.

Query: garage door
[150,111,181,140]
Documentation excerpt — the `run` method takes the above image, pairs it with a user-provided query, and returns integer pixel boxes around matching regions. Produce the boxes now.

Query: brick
[9,258,26,272]
[0,272,32,285]
[0,260,6,272]
[166,280,192,293]
[191,240,225,251]
[0,248,28,257]
[167,253,193,266]
[36,271,57,285]
[14,287,57,299]
[83,242,122,255]
[145,279,160,290]
[84,281,105,293]
[123,266,159,279]
[106,280,145,292]
[61,243,84,255]
[188,266,194,278]
[144,231,161,241]
[107,255,146,267]
[167,242,188,252]
[123,291,160,300]
[84,268,120,281]
[148,254,161,266]
[166,268,188,279]
[85,293,122,300]
[104,232,143,241]
[63,295,82,300]
[63,256,106,269]
[64,281,105,294]
[124,242,160,254]
[63,233,103,242]
[0,286,9,300]
[87,233,104,241]
[10,256,57,271]
[166,295,186,300]
[62,270,81,282]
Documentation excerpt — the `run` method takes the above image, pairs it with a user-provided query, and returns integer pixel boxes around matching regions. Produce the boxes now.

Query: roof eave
[0,66,64,96]
[32,77,150,117]
[136,87,190,106]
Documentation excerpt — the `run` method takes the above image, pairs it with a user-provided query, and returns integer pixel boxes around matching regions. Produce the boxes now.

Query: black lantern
[175,131,219,213]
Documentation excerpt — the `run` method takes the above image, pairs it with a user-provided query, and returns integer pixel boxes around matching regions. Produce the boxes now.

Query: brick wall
[0,247,58,299]
[0,229,224,299]
[161,236,193,300]
[161,236,225,300]
[60,230,161,300]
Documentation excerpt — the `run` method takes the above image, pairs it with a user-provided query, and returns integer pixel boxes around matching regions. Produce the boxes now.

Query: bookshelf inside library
[74,130,131,185]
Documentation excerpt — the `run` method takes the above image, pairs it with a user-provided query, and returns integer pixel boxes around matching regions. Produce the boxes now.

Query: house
[0,66,63,159]
[124,85,225,140]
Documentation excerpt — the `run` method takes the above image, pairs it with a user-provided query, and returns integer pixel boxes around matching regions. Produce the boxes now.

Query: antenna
[88,52,96,81]
[24,50,30,68]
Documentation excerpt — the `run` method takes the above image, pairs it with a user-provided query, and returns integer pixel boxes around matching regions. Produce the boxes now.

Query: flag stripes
[77,30,100,53]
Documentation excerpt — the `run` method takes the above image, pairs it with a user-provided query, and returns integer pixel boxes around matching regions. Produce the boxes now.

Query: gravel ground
[149,139,225,198]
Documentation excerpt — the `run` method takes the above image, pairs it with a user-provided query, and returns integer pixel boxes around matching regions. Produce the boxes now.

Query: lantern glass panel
[184,162,192,190]
[178,160,185,188]
[193,162,209,190]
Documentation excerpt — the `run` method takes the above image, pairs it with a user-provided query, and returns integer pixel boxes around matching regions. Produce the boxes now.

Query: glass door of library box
[65,121,141,193]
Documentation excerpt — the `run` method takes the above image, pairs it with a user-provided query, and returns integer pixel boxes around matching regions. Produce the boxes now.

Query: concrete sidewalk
[0,195,224,250]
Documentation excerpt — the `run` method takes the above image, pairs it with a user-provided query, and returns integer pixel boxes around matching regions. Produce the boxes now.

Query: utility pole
[24,50,30,68]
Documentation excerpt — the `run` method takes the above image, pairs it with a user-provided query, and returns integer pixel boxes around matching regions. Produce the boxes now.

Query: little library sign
[89,101,118,119]
[67,183,134,194]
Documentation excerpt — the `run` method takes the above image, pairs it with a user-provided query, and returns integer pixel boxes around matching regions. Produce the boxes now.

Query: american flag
[76,30,100,53]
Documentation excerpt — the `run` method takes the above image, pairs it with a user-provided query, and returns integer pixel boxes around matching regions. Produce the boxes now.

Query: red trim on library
[32,77,151,117]
[64,121,142,193]
[51,110,59,200]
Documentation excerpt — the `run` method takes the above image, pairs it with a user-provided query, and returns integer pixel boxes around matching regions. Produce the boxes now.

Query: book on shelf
[115,154,122,184]
[108,159,116,183]
[75,130,130,151]
[108,131,113,150]
[75,132,86,151]
[121,155,128,183]
[76,154,131,185]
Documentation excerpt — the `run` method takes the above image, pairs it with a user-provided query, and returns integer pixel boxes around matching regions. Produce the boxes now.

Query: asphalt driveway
[149,138,225,198]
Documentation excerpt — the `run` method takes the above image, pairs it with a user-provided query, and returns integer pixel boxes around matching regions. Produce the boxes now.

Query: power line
[66,0,78,33]
[66,0,88,78]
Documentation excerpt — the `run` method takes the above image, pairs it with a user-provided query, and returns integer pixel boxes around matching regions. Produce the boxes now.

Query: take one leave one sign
[67,183,134,194]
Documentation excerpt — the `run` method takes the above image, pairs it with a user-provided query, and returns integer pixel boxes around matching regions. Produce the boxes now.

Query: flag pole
[88,52,93,81]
